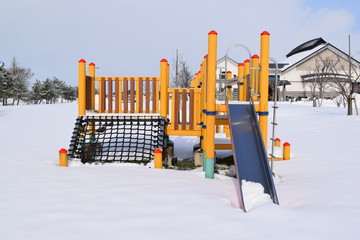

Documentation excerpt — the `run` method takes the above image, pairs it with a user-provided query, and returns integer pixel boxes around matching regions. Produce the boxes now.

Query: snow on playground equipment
[64,30,289,211]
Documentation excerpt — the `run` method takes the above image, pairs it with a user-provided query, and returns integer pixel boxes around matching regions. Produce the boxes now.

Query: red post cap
[154,148,163,154]
[160,59,168,62]
[261,31,270,36]
[275,138,281,141]
[89,62,95,66]
[238,63,244,66]
[198,71,201,74]
[252,55,260,59]
[227,71,232,73]
[204,54,208,58]
[244,59,250,63]
[59,148,68,153]
[78,59,86,63]
[208,30,218,35]
[283,142,290,146]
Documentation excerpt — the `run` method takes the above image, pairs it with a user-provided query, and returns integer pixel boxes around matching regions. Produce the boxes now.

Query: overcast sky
[1,0,359,86]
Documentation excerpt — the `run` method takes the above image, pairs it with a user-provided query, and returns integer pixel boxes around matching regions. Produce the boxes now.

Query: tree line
[0,58,77,105]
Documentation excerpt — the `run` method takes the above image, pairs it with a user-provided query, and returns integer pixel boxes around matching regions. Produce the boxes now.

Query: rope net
[68,115,166,164]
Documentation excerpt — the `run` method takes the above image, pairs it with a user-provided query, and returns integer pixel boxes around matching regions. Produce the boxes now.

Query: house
[278,38,360,100]
[216,38,360,101]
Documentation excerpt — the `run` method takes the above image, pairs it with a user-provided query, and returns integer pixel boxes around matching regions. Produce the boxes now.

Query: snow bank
[0,101,359,239]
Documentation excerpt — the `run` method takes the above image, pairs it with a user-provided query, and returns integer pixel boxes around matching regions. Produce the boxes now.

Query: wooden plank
[119,79,123,113]
[174,90,180,130]
[135,77,140,113]
[115,78,120,113]
[145,77,150,113]
[181,89,187,130]
[189,89,194,130]
[246,74,251,101]
[130,77,135,113]
[123,77,128,112]
[86,76,92,110]
[152,77,157,113]
[99,77,106,113]
[108,77,113,112]
[166,129,202,137]
[138,77,143,113]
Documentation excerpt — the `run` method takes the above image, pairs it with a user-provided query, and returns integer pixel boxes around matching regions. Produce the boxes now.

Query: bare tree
[305,78,318,107]
[171,50,193,88]
[171,49,180,88]
[177,61,193,88]
[329,55,360,115]
[304,56,333,107]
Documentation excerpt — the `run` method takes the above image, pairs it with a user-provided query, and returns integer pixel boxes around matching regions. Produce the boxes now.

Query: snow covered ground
[0,101,359,239]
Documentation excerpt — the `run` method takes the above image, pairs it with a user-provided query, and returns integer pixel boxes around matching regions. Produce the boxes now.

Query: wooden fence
[87,77,160,114]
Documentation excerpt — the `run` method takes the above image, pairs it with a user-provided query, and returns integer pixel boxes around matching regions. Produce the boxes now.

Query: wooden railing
[88,76,160,114]
[167,88,202,136]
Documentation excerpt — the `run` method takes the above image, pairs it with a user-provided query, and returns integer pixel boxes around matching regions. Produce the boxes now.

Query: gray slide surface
[228,103,279,211]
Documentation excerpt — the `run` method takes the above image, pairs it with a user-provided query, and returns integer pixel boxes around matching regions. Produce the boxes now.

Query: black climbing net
[68,115,166,164]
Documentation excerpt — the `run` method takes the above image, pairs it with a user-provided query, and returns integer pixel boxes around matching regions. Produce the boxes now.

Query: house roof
[281,42,360,72]
[217,56,238,66]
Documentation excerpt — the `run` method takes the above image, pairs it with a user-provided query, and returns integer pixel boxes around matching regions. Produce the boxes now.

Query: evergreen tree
[41,78,57,104]
[29,80,43,104]
[8,58,34,105]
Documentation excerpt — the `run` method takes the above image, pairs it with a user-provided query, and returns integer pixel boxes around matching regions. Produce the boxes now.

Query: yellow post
[275,138,281,147]
[259,31,270,149]
[237,63,245,101]
[251,55,260,101]
[88,63,96,110]
[204,30,217,179]
[283,142,291,160]
[243,59,250,101]
[78,59,86,116]
[226,71,232,101]
[88,63,96,136]
[201,55,208,169]
[59,148,68,167]
[160,59,169,121]
[154,148,163,168]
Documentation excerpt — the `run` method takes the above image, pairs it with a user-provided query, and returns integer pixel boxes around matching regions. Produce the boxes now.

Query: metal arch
[221,44,253,101]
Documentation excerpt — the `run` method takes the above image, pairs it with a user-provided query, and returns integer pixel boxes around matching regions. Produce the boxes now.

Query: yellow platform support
[226,71,232,101]
[251,55,260,101]
[160,59,169,122]
[88,62,96,110]
[204,30,217,179]
[78,59,86,116]
[238,63,245,101]
[243,59,250,101]
[259,31,270,149]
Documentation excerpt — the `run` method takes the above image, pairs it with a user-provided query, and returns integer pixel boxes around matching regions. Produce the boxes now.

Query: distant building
[278,38,360,100]
[216,38,360,101]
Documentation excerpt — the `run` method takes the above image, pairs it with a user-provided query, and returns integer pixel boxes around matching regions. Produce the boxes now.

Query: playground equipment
[66,30,289,211]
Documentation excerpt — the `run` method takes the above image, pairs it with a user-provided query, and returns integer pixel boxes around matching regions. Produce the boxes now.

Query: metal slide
[227,103,279,211]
